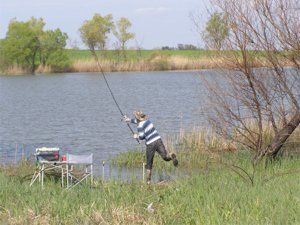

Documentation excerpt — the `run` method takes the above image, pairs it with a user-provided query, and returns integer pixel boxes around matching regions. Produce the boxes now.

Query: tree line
[161,44,198,50]
[0,18,69,73]
[0,11,229,74]
[0,14,135,74]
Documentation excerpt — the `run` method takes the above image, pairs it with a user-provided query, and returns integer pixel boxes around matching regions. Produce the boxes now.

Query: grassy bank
[0,129,300,225]
[112,127,300,170]
[1,129,299,224]
[0,156,299,225]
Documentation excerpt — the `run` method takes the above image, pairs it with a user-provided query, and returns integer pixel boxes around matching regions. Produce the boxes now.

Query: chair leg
[67,174,90,189]
[30,171,40,187]
[61,165,64,188]
[41,164,45,188]
[38,164,41,183]
[70,165,73,184]
[65,162,93,189]
[85,166,88,185]
[66,165,69,188]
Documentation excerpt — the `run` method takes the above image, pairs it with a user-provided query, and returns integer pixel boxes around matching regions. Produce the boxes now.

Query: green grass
[111,149,214,172]
[66,49,220,62]
[0,154,299,224]
[1,130,299,224]
[65,49,271,62]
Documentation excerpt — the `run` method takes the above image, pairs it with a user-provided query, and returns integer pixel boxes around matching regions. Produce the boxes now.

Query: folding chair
[30,147,62,188]
[65,153,93,189]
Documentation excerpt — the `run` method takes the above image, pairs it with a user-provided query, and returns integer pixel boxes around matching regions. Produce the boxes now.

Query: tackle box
[35,147,60,162]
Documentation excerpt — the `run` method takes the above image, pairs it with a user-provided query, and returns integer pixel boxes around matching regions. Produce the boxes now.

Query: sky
[0,0,211,49]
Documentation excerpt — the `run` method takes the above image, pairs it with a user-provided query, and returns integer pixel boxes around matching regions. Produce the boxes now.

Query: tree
[1,17,69,73]
[2,18,45,73]
[0,39,7,70]
[39,29,68,66]
[177,44,197,50]
[79,13,114,56]
[202,12,229,50]
[46,50,70,72]
[113,17,135,53]
[162,46,175,50]
[205,0,300,163]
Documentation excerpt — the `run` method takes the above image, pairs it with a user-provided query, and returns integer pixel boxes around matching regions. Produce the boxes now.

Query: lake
[0,70,216,164]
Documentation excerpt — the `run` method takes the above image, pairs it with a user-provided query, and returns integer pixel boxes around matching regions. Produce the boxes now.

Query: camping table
[30,153,93,189]
[30,161,67,188]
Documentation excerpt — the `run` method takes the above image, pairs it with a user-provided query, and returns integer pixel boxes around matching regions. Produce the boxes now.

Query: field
[60,49,245,74]
[0,129,299,225]
[2,49,282,75]
[53,49,285,73]
[65,49,220,62]
[0,155,299,225]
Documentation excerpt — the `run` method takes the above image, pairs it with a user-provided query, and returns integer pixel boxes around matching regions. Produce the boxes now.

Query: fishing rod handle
[135,138,140,144]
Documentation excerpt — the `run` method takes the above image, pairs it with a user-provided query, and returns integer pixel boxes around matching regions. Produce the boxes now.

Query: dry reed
[2,55,297,75]
[71,56,232,73]
[3,65,30,75]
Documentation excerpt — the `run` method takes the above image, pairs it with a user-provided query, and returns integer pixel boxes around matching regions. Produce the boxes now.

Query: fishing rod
[93,52,140,144]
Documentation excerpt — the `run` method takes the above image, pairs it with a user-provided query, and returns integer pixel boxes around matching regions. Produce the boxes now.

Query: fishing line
[93,53,140,144]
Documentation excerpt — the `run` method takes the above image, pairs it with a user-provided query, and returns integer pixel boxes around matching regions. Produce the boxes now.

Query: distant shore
[2,57,224,75]
[0,49,283,75]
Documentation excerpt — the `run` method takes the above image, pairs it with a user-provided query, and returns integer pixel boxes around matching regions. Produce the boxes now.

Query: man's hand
[123,115,131,122]
[133,133,139,139]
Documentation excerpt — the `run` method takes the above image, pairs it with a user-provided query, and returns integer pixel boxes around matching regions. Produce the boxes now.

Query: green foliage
[0,17,69,74]
[113,17,135,51]
[203,12,229,50]
[1,18,45,73]
[79,14,114,52]
[46,50,70,72]
[0,39,8,70]
[39,29,68,66]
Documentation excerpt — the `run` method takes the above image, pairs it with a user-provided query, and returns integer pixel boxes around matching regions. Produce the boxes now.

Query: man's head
[134,110,146,121]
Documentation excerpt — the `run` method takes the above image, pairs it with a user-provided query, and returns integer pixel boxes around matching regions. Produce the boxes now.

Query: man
[123,111,178,184]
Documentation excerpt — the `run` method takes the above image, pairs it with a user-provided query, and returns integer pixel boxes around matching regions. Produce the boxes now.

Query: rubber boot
[171,153,179,167]
[146,169,152,185]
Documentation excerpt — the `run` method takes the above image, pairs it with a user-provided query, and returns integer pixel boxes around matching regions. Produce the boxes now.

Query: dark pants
[146,139,172,170]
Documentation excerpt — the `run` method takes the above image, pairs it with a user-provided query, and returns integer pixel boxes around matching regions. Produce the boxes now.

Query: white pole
[91,164,93,185]
[142,162,145,182]
[61,164,64,188]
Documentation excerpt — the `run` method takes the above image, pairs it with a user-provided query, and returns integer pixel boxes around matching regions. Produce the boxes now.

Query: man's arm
[130,118,138,124]
[137,127,146,140]
[123,115,138,124]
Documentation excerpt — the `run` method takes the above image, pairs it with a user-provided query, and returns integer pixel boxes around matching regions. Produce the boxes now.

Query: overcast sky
[0,0,211,49]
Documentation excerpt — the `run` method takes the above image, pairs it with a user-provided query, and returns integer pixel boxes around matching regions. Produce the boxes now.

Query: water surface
[0,71,215,164]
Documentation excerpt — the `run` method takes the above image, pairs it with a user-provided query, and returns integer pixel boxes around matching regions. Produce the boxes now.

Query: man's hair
[134,111,146,120]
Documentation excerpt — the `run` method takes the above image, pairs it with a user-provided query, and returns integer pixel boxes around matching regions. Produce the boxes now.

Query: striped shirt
[131,119,161,145]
